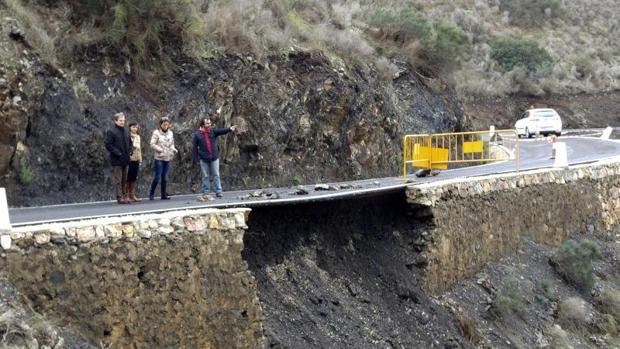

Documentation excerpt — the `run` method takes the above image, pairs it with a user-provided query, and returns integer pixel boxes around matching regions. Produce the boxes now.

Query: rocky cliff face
[0,18,463,206]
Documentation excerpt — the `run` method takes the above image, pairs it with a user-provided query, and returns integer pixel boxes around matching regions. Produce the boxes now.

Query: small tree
[550,239,601,291]
[490,38,553,73]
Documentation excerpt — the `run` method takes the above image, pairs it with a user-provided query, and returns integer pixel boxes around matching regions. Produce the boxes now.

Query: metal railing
[403,129,520,178]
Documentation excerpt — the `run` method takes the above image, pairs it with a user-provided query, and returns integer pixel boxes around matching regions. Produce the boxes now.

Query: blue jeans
[200,159,222,194]
[149,160,170,198]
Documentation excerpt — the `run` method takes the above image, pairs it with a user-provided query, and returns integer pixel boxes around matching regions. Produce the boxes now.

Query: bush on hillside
[599,288,620,322]
[490,278,527,320]
[368,8,433,45]
[429,22,469,67]
[367,9,468,70]
[499,0,563,27]
[550,239,601,291]
[556,297,591,331]
[572,54,596,79]
[490,38,553,73]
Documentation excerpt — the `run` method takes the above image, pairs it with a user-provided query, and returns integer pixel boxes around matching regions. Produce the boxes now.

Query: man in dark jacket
[192,117,236,198]
[105,112,133,204]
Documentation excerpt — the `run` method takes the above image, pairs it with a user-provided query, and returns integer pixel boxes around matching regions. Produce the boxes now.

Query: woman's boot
[129,182,141,202]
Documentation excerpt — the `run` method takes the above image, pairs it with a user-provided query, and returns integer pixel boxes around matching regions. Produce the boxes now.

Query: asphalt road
[8,136,620,227]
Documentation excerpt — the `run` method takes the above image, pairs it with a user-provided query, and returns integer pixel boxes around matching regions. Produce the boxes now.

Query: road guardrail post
[601,126,613,140]
[0,188,11,250]
[553,143,568,168]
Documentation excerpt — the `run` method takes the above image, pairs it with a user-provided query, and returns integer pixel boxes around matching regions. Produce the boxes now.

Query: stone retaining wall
[407,160,620,292]
[0,208,265,349]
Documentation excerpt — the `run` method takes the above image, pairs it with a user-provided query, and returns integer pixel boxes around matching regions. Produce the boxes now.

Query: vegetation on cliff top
[3,0,619,99]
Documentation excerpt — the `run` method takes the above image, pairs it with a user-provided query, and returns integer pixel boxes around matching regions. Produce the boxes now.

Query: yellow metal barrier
[403,129,520,178]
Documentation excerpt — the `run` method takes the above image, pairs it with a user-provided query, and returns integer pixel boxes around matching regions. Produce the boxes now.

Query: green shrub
[490,38,553,73]
[19,166,33,186]
[429,22,469,67]
[367,9,468,70]
[539,280,558,302]
[368,8,433,45]
[291,175,302,186]
[490,278,527,319]
[551,239,601,291]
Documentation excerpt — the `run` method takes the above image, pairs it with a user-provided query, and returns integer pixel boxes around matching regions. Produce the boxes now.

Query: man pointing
[192,116,237,198]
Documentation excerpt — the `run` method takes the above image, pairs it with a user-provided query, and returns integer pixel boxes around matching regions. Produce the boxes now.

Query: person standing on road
[192,117,237,198]
[149,117,177,200]
[126,121,142,202]
[104,112,132,204]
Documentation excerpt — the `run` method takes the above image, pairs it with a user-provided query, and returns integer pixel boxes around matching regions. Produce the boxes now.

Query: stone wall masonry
[0,207,266,349]
[406,159,620,292]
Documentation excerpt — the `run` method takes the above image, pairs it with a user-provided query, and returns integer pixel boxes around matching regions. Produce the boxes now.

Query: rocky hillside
[0,4,463,206]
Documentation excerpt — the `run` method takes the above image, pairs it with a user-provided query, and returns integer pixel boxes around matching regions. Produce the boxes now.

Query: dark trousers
[127,161,140,182]
[112,165,128,198]
[149,160,170,198]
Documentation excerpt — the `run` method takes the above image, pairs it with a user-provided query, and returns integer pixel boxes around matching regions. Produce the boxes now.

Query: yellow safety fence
[403,129,520,178]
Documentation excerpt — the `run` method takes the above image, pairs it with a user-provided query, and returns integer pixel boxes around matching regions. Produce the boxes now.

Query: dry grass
[456,314,483,344]
[4,0,59,67]
[556,297,591,331]
[599,288,620,322]
[547,324,572,349]
[0,306,62,348]
[375,57,399,80]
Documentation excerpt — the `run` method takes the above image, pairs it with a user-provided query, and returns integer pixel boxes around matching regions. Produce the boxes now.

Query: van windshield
[536,111,557,118]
